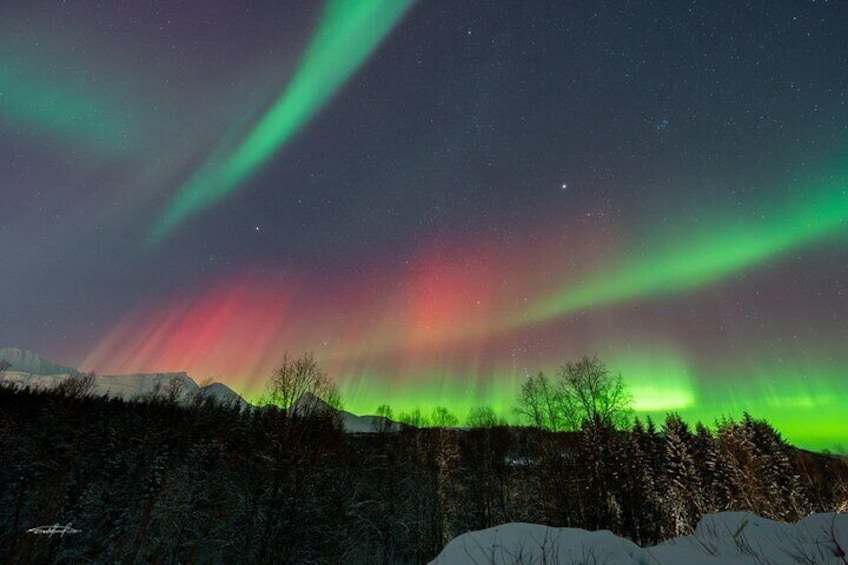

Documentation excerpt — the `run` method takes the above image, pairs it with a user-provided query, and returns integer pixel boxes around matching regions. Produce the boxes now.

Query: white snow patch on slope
[0,347,79,375]
[432,512,848,564]
[0,370,247,407]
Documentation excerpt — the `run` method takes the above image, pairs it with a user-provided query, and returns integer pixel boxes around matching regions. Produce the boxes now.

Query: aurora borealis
[2,1,847,451]
[523,172,848,324]
[153,0,416,241]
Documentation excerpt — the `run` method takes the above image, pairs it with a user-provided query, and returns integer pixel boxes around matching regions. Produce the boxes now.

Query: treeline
[0,355,846,564]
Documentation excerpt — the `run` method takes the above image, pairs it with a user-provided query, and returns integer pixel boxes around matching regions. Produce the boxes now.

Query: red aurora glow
[82,222,615,399]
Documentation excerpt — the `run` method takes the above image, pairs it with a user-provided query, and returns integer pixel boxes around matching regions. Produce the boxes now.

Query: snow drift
[431,512,848,564]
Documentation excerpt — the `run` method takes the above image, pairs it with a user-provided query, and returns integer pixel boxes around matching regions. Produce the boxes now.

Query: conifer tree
[740,413,808,520]
[692,422,719,512]
[663,413,703,536]
[622,417,668,544]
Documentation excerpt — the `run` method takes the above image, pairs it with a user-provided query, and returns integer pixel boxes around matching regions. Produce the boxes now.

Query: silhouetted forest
[1,359,846,564]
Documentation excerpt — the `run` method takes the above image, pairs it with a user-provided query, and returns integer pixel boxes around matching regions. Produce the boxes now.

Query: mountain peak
[0,347,247,408]
[0,347,80,376]
[289,391,335,414]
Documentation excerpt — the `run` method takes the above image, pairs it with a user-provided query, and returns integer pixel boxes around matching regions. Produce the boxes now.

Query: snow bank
[431,512,848,564]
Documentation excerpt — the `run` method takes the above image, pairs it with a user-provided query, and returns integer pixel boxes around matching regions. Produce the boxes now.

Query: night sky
[2,1,847,450]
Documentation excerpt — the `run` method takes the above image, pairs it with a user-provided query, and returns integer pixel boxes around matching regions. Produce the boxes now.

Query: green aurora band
[232,171,846,451]
[324,348,847,453]
[605,347,697,412]
[0,61,141,154]
[524,175,848,323]
[329,350,700,425]
[152,0,416,241]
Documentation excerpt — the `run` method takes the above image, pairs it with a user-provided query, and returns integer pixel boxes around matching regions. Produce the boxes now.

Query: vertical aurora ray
[152,0,416,241]
[605,347,697,412]
[80,254,848,451]
[88,197,848,450]
[81,269,301,390]
[694,351,848,452]
[523,176,848,324]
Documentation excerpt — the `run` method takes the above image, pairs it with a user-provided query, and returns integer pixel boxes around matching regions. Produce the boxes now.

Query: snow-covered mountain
[289,392,401,432]
[0,347,80,376]
[0,349,400,430]
[432,512,848,564]
[0,348,247,407]
[197,381,250,406]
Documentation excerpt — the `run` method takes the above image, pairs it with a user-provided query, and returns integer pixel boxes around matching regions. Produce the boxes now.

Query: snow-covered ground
[432,512,848,564]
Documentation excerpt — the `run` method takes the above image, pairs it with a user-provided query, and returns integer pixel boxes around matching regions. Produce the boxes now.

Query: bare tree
[465,406,505,429]
[264,352,342,414]
[397,408,429,428]
[372,403,396,433]
[430,406,458,428]
[55,371,97,399]
[559,355,632,429]
[516,356,632,431]
[163,376,185,404]
[188,377,214,408]
[139,380,163,403]
[514,371,571,431]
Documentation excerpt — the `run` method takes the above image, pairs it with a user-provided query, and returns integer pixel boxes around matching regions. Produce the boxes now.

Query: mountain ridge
[0,347,81,376]
[0,347,246,407]
[0,348,400,431]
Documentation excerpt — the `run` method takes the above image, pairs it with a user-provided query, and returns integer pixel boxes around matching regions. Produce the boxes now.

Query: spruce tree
[662,413,703,536]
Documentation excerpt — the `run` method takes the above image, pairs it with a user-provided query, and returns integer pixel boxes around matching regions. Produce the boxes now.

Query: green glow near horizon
[0,61,140,154]
[236,356,846,452]
[524,177,848,323]
[152,0,415,241]
[240,376,846,453]
[240,366,521,424]
[698,356,848,452]
[606,348,696,412]
[236,342,848,452]
[326,350,699,423]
